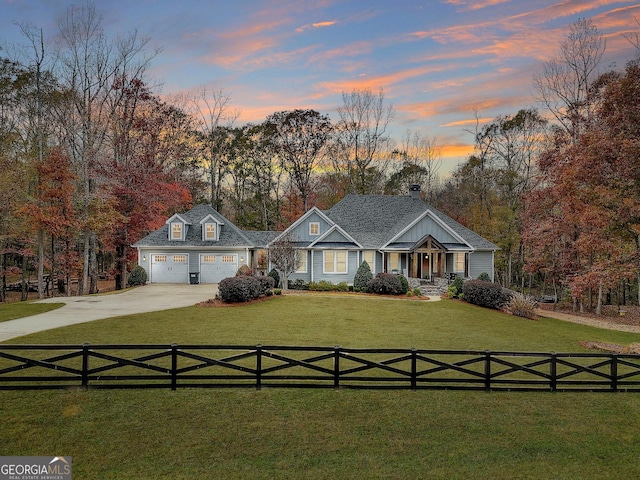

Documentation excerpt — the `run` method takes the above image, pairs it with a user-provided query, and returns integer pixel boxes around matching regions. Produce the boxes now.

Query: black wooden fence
[1,344,640,392]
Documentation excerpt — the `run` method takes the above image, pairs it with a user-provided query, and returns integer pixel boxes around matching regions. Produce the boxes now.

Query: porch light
[142,255,146,262]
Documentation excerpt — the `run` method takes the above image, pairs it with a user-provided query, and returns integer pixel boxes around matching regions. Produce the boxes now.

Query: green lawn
[2,294,640,479]
[0,301,63,323]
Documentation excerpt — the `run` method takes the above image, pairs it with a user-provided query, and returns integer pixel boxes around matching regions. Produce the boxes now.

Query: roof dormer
[166,213,191,242]
[200,214,224,242]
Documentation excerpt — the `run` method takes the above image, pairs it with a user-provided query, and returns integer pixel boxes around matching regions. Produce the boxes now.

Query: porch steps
[408,277,450,297]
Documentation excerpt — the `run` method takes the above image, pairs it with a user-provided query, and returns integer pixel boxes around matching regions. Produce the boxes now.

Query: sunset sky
[1,0,639,175]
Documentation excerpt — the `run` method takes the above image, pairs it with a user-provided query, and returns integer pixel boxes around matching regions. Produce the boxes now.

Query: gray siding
[469,251,494,281]
[290,211,333,243]
[395,215,459,244]
[311,250,358,284]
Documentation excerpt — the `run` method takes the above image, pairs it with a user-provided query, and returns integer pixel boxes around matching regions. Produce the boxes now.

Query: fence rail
[1,344,639,392]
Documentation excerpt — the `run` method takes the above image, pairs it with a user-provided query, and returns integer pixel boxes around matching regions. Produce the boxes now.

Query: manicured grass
[0,301,64,323]
[2,294,640,479]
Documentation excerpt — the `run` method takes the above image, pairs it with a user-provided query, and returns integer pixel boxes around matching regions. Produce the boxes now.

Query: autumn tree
[524,59,640,313]
[18,148,78,297]
[56,1,158,294]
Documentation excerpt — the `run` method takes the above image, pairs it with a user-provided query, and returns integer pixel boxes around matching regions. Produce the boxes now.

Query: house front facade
[133,188,498,285]
[272,189,498,284]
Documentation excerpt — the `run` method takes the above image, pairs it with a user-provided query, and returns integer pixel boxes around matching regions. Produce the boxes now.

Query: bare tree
[533,18,605,140]
[268,232,299,291]
[266,109,332,212]
[396,129,442,202]
[56,0,157,294]
[189,86,239,211]
[336,88,394,194]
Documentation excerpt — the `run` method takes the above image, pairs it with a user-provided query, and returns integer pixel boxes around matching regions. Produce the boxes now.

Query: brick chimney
[409,184,421,199]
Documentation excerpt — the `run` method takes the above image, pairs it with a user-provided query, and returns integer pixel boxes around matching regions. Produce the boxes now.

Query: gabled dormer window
[171,223,182,240]
[165,213,190,242]
[200,214,223,241]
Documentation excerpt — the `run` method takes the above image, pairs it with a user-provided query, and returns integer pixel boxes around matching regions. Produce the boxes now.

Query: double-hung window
[296,250,307,273]
[454,253,465,273]
[324,251,347,274]
[204,223,216,240]
[171,223,182,240]
[309,222,319,236]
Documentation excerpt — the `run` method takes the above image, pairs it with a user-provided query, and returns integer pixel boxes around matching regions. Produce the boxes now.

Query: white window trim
[362,251,375,271]
[296,250,308,273]
[309,222,320,236]
[323,250,348,274]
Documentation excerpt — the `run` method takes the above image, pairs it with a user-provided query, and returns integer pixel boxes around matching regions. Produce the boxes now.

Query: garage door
[150,254,189,283]
[200,254,238,283]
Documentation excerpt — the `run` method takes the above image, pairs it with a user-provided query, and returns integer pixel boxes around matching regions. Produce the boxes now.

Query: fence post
[611,354,618,392]
[171,343,178,391]
[256,344,262,391]
[334,345,340,389]
[81,343,90,390]
[484,350,491,391]
[550,353,557,392]
[411,348,417,390]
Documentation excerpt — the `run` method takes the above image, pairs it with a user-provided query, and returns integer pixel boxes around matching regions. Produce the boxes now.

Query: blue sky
[2,0,639,175]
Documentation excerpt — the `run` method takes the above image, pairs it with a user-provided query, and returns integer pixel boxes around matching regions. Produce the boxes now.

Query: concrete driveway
[0,284,217,342]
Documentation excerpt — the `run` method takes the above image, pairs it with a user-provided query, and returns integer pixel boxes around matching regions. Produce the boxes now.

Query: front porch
[382,235,469,282]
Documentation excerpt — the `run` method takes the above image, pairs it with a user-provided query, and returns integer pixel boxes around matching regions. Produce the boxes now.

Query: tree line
[1,3,639,313]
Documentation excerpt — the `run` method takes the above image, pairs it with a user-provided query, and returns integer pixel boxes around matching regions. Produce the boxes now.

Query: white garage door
[200,254,238,283]
[151,254,189,283]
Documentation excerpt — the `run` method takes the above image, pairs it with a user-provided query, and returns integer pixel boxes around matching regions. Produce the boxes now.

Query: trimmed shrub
[128,265,148,286]
[367,273,404,295]
[219,275,262,303]
[308,280,349,292]
[504,292,538,319]
[268,268,280,288]
[274,288,282,296]
[353,261,373,292]
[477,272,491,282]
[448,276,464,298]
[288,279,308,290]
[257,276,275,296]
[397,274,409,294]
[462,280,511,310]
[412,287,422,297]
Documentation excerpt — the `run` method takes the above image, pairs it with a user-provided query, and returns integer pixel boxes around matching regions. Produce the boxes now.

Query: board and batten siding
[394,215,460,244]
[469,251,494,281]
[289,212,333,243]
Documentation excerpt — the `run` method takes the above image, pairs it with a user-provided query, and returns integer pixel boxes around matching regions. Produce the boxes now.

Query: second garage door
[200,254,238,283]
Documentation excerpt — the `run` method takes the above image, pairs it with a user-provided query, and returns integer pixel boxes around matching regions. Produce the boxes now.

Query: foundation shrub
[462,280,511,310]
[128,266,148,286]
[219,275,262,303]
[367,273,404,295]
[353,261,373,292]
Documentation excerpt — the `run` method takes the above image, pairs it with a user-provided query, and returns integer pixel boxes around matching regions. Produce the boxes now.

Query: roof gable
[326,194,498,251]
[270,207,335,245]
[309,225,362,248]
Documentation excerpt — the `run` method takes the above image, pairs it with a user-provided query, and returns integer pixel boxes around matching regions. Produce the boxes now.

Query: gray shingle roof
[134,204,255,248]
[326,194,498,251]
